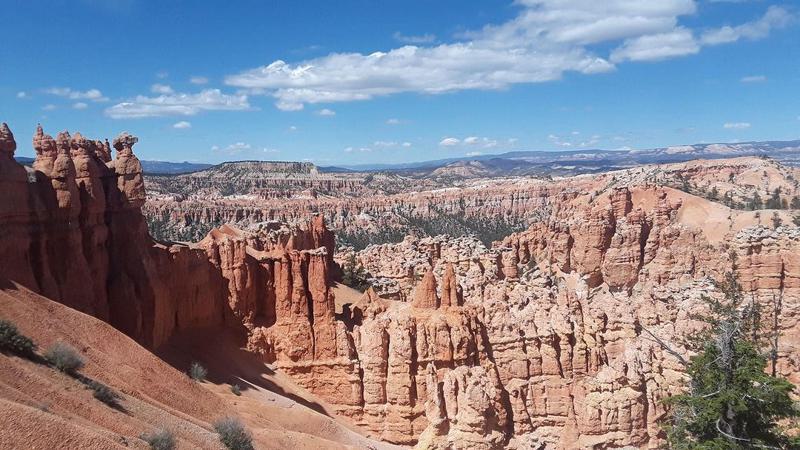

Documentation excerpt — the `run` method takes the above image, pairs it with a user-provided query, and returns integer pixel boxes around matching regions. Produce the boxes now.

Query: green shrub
[213,417,254,450]
[44,342,84,374]
[188,362,207,381]
[230,384,241,396]
[141,429,176,450]
[0,320,36,357]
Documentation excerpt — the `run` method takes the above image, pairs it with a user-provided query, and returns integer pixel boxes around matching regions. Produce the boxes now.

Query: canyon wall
[0,123,336,350]
[3,120,800,449]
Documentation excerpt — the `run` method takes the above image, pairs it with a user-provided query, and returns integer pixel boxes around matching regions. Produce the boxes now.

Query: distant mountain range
[14,139,800,177]
[325,140,800,175]
[14,157,213,175]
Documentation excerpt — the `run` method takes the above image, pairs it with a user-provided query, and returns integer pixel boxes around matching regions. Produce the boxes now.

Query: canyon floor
[2,122,800,449]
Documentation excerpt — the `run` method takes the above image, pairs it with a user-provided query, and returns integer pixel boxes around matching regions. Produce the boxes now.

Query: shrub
[188,362,207,381]
[0,320,37,357]
[87,380,121,408]
[213,417,254,450]
[230,384,241,396]
[45,342,84,374]
[141,429,176,450]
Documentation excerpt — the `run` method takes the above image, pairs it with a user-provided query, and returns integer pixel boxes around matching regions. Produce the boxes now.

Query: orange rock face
[2,123,800,449]
[0,124,338,352]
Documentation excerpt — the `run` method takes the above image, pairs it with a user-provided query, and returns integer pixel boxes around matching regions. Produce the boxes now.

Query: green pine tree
[664,274,800,449]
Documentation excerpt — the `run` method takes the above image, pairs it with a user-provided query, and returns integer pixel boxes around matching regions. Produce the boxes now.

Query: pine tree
[664,274,800,449]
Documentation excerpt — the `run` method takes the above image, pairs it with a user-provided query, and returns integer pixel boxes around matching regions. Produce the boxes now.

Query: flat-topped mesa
[413,266,440,308]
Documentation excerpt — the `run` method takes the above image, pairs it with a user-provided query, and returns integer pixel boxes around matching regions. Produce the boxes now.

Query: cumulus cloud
[701,6,794,45]
[213,142,252,154]
[740,75,767,83]
[190,76,209,85]
[385,118,401,125]
[723,122,751,129]
[42,104,57,111]
[16,91,28,99]
[72,102,88,110]
[316,108,336,116]
[440,136,502,148]
[224,1,793,111]
[44,87,109,102]
[104,89,251,119]
[151,83,175,94]
[439,137,460,147]
[173,121,192,129]
[610,28,699,62]
[393,32,437,44]
[466,151,483,157]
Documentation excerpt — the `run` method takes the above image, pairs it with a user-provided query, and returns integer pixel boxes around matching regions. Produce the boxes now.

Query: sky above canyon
[2,0,799,164]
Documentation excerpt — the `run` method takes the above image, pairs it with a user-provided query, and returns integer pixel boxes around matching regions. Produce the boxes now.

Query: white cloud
[288,125,298,131]
[344,146,373,153]
[402,142,412,147]
[393,32,437,44]
[740,75,766,83]
[105,89,251,119]
[156,71,169,79]
[16,91,28,99]
[466,151,483,156]
[548,132,601,147]
[44,87,109,102]
[316,108,336,116]
[386,118,401,125]
[72,102,88,110]
[262,147,280,153]
[441,136,501,148]
[213,142,252,154]
[42,104,57,111]
[225,2,794,111]
[173,121,192,129]
[190,76,209,85]
[374,140,398,147]
[723,122,751,129]
[611,28,699,62]
[701,6,794,45]
[151,83,175,94]
[439,137,460,147]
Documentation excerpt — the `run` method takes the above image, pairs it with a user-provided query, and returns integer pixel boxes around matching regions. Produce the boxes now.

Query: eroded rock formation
[3,121,800,449]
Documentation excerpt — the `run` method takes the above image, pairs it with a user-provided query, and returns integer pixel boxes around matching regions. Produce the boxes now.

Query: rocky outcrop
[5,123,800,449]
[343,184,800,448]
[0,124,338,350]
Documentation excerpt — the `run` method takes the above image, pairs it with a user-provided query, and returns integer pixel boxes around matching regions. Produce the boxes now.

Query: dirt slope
[0,281,401,450]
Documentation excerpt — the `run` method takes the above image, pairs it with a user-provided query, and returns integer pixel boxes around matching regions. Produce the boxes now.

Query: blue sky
[2,0,798,164]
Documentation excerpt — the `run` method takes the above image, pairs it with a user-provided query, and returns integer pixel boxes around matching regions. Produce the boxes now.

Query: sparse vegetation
[230,384,241,396]
[141,429,176,450]
[213,417,254,450]
[341,253,370,291]
[44,341,85,374]
[87,379,122,408]
[662,274,800,448]
[189,362,207,381]
[0,319,37,357]
[772,212,782,229]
